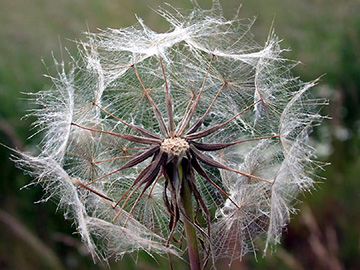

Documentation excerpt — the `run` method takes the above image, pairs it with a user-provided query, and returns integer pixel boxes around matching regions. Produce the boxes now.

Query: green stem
[180,167,201,270]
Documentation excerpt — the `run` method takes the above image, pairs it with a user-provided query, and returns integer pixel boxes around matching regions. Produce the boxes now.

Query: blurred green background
[0,0,359,269]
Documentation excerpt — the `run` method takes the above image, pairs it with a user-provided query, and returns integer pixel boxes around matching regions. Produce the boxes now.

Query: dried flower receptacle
[160,138,189,156]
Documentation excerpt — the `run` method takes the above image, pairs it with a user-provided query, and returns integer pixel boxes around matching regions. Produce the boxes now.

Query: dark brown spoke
[133,152,167,189]
[136,152,167,188]
[163,168,181,243]
[112,181,143,222]
[180,90,197,132]
[113,152,167,222]
[190,135,279,151]
[84,146,159,186]
[185,171,211,238]
[176,54,215,136]
[163,179,175,218]
[183,100,261,140]
[122,188,146,227]
[176,194,209,239]
[93,155,133,165]
[123,168,164,227]
[72,178,114,202]
[167,208,179,246]
[133,65,169,137]
[126,146,150,151]
[159,57,175,136]
[71,122,162,145]
[112,157,157,209]
[122,180,153,227]
[186,174,210,219]
[190,155,240,209]
[148,173,162,197]
[190,145,273,184]
[186,82,226,135]
[94,103,162,140]
[113,151,166,208]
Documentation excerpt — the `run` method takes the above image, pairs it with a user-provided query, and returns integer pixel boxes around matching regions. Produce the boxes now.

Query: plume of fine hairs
[15,0,326,267]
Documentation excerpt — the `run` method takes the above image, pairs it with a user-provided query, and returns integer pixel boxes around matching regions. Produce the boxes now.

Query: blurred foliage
[0,0,359,269]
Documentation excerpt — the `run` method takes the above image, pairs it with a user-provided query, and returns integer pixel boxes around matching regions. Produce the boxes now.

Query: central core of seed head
[160,138,189,156]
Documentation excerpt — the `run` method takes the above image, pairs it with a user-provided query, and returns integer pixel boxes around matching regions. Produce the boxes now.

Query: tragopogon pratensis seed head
[16,0,326,267]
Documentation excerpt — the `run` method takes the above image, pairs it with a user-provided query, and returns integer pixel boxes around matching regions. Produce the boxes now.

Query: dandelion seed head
[15,0,325,267]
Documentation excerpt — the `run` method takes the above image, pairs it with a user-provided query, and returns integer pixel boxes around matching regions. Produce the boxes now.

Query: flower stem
[180,167,201,270]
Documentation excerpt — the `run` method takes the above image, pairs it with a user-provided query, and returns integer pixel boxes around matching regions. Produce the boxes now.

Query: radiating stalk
[179,165,201,270]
